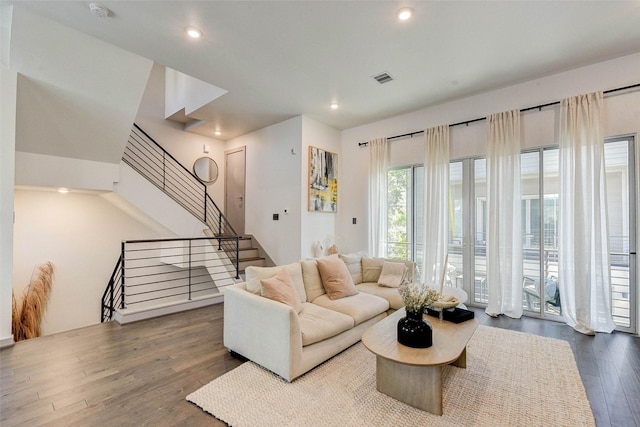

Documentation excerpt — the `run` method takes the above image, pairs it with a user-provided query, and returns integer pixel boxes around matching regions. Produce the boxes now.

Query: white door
[225,147,246,236]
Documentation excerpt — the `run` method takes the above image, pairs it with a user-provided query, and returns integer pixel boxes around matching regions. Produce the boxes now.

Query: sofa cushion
[316,257,358,300]
[377,261,408,288]
[357,282,404,310]
[260,269,303,313]
[338,253,364,285]
[246,263,306,303]
[361,257,385,283]
[299,303,354,346]
[312,292,389,326]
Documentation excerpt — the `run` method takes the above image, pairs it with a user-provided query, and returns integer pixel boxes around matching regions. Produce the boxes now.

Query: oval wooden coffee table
[362,308,479,415]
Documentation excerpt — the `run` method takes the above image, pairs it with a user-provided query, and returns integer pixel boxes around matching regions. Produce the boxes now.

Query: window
[386,166,424,277]
[386,137,636,332]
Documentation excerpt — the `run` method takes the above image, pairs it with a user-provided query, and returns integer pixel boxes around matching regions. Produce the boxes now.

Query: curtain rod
[357,82,640,147]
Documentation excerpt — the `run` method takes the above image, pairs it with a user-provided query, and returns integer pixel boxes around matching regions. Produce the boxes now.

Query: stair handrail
[130,123,238,236]
[124,123,239,270]
[100,236,240,322]
[101,253,123,322]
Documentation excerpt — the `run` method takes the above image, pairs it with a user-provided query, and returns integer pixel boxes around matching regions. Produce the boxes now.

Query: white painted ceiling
[9,1,640,140]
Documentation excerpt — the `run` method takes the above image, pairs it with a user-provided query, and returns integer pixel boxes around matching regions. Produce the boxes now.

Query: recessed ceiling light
[57,188,70,193]
[397,7,413,21]
[186,27,202,39]
[330,102,339,110]
[214,130,221,136]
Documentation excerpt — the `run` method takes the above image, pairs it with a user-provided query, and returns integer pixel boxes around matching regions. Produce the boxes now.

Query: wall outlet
[352,217,357,224]
[273,213,279,221]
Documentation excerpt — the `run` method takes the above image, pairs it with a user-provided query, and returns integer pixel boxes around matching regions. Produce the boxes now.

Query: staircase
[236,237,265,272]
[102,123,273,323]
[203,230,267,275]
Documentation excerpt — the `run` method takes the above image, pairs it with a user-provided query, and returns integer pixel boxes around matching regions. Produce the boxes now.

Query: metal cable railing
[101,237,239,322]
[102,124,240,322]
[101,253,123,322]
[122,123,239,259]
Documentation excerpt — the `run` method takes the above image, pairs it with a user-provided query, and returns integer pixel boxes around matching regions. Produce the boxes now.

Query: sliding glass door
[447,162,464,289]
[388,137,636,332]
[450,137,636,331]
[521,148,561,318]
[604,137,636,331]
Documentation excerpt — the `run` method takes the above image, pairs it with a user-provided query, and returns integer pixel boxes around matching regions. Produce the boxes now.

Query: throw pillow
[377,261,408,288]
[260,269,303,313]
[300,255,340,302]
[339,253,364,285]
[316,257,358,300]
[361,257,385,283]
[245,263,306,303]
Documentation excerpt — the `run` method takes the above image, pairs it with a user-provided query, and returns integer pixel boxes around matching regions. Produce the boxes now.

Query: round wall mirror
[193,156,219,183]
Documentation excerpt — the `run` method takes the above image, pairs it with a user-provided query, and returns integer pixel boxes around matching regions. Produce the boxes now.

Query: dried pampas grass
[12,290,22,341]
[12,262,55,341]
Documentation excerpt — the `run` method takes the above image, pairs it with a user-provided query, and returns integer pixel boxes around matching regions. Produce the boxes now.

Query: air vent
[372,72,394,84]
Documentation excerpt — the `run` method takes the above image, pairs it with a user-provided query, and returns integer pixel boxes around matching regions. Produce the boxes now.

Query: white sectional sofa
[223,253,415,381]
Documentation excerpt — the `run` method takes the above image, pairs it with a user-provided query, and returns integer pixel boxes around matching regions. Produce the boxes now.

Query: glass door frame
[606,135,637,333]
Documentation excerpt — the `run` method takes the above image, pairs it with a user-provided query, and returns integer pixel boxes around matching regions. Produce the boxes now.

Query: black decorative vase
[397,309,433,348]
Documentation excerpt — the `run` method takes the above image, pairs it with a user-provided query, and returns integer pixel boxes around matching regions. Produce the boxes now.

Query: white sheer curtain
[422,125,450,293]
[486,110,523,318]
[368,138,389,257]
[559,91,615,335]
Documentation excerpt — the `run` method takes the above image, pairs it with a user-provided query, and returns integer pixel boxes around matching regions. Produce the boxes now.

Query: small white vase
[313,241,324,258]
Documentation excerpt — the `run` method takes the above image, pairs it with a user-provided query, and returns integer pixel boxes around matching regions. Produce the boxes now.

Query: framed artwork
[308,146,338,212]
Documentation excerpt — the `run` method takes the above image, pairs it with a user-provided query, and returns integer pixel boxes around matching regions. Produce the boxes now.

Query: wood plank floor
[1,304,638,426]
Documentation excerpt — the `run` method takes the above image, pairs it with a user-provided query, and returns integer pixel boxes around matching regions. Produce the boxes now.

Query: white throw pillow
[339,253,364,285]
[377,261,408,288]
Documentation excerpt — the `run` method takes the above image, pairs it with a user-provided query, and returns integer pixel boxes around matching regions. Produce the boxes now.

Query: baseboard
[114,293,225,324]
[0,335,15,349]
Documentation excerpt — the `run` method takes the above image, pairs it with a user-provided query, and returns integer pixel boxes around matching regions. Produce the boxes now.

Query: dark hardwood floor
[1,304,638,426]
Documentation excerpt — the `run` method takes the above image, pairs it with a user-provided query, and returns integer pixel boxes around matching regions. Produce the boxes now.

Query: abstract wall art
[308,146,338,212]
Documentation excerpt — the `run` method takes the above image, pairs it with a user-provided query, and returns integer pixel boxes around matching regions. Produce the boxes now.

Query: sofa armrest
[223,285,303,381]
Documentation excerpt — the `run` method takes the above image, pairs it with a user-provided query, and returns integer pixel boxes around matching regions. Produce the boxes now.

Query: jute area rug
[187,325,595,426]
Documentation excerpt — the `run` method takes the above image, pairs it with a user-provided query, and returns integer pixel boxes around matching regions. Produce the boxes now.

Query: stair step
[235,248,258,260]
[238,257,266,272]
[238,237,253,250]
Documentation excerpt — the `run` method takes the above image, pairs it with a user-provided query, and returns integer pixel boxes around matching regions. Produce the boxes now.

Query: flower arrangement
[398,281,439,313]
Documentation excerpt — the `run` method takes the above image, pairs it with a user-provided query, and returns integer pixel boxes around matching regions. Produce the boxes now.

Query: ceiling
[8,1,640,140]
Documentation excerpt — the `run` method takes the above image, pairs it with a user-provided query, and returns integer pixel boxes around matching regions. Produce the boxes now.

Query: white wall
[339,52,640,254]
[9,7,152,165]
[301,116,342,257]
[339,52,640,330]
[0,65,17,347]
[226,116,303,264]
[12,188,166,335]
[113,162,205,237]
[15,152,120,191]
[164,67,227,117]
[136,63,226,210]
[0,4,11,67]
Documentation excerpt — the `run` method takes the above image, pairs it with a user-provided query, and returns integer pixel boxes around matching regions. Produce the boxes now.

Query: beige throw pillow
[260,269,303,313]
[361,257,385,283]
[377,261,408,288]
[245,263,306,303]
[339,253,364,285]
[316,257,358,300]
